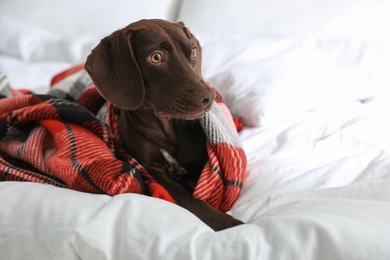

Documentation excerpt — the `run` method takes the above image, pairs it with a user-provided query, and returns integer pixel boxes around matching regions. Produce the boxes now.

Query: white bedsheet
[1,17,390,260]
[1,101,390,259]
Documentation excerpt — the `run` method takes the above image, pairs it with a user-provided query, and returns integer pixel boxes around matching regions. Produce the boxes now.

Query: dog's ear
[85,29,144,110]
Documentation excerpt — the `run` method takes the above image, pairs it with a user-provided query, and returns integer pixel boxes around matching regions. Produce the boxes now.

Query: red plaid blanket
[0,67,246,212]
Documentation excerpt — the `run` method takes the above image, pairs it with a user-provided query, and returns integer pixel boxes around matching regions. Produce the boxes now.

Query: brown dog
[85,19,243,231]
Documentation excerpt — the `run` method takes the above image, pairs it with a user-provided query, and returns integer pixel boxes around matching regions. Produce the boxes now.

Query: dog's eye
[151,52,163,63]
[191,48,197,58]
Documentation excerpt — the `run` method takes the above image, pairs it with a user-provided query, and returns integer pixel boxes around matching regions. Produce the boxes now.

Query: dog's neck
[117,103,208,191]
[118,106,177,155]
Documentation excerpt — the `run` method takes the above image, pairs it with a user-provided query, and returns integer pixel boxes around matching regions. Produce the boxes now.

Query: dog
[85,19,243,231]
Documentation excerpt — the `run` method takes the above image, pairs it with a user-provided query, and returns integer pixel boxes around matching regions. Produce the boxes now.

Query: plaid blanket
[0,67,246,212]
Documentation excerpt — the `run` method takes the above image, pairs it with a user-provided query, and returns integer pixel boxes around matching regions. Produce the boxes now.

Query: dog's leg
[151,171,244,231]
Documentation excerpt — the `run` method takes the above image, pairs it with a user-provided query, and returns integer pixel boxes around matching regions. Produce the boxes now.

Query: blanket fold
[0,67,246,212]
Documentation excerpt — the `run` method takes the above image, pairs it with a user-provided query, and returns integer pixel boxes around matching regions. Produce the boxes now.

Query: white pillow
[0,0,181,62]
[0,0,180,39]
[0,17,65,62]
[200,35,390,127]
[0,16,102,63]
[178,0,390,44]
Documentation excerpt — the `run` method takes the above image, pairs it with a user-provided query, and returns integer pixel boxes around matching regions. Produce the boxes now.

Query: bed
[1,0,390,259]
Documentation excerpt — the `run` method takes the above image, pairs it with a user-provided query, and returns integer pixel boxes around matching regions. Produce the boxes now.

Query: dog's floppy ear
[85,29,144,110]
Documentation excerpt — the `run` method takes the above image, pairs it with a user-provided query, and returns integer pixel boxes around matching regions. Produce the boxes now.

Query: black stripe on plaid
[212,165,243,188]
[66,125,104,193]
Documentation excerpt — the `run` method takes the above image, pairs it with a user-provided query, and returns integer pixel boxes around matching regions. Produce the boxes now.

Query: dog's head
[85,19,215,120]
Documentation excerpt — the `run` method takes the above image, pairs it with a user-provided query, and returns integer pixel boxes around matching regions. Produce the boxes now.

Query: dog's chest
[174,121,208,173]
[160,121,208,190]
[118,113,208,188]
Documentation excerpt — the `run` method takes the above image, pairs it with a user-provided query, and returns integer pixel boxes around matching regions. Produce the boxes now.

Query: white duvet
[1,102,390,259]
[1,19,390,260]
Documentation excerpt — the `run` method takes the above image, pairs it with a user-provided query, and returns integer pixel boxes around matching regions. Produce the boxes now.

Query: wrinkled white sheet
[1,102,390,259]
[199,34,390,126]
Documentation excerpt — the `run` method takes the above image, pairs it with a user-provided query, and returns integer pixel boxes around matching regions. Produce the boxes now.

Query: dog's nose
[201,98,211,107]
[197,89,214,108]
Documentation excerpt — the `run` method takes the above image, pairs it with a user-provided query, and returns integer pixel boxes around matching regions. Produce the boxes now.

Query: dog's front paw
[211,213,244,231]
[198,209,244,231]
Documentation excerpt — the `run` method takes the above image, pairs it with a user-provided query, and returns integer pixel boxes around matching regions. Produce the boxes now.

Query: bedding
[178,0,390,44]
[1,0,390,259]
[201,34,390,127]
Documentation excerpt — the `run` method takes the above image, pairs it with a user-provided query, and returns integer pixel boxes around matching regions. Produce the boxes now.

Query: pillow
[199,35,390,127]
[0,0,180,39]
[0,16,65,62]
[178,0,390,44]
[0,0,181,62]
